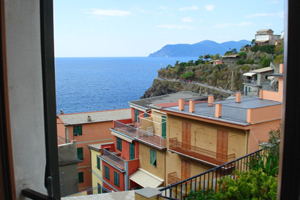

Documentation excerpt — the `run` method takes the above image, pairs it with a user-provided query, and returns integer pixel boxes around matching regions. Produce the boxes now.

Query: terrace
[169,138,236,166]
[112,120,167,150]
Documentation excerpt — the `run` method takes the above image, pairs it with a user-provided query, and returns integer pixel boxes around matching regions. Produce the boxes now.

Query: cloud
[246,11,284,18]
[157,24,195,30]
[179,6,198,11]
[205,4,215,11]
[158,6,168,10]
[213,22,253,28]
[91,9,131,16]
[181,16,195,23]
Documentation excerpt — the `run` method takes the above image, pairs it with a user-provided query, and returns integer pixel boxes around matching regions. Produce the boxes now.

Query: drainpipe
[125,161,129,191]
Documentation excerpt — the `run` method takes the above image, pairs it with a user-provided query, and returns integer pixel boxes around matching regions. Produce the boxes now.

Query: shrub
[236,59,245,65]
[186,189,214,200]
[214,169,277,200]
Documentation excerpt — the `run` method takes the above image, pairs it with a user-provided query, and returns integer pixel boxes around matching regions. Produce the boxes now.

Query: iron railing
[114,121,166,149]
[159,148,266,200]
[101,149,125,168]
[57,135,72,145]
[169,138,235,165]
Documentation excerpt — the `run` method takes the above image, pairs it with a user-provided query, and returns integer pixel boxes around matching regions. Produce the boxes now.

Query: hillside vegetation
[142,41,284,99]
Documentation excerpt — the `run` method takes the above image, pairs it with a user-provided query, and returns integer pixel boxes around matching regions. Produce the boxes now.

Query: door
[182,122,191,151]
[181,159,191,180]
[216,130,228,162]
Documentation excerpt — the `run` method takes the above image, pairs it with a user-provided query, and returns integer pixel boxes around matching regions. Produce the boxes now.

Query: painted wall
[62,121,114,191]
[138,143,166,183]
[167,115,247,159]
[90,149,102,194]
[5,0,47,198]
[248,120,281,153]
[247,104,282,124]
[102,162,125,191]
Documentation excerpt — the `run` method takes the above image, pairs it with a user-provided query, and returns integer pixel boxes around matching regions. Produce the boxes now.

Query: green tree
[215,53,220,59]
[204,54,210,61]
[251,39,256,45]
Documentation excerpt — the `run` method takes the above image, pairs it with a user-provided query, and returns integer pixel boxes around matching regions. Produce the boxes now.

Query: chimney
[178,99,184,111]
[208,95,214,107]
[189,100,195,113]
[215,104,222,118]
[60,110,64,114]
[236,92,241,103]
[259,90,263,99]
[87,116,92,122]
[279,64,284,73]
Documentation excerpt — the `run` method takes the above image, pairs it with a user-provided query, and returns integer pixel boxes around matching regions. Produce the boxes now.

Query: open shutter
[162,116,166,139]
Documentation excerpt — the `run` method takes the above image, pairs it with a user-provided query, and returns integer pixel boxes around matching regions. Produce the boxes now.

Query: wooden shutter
[181,160,191,180]
[182,122,191,150]
[162,116,166,139]
[217,130,228,162]
[77,147,83,160]
[105,166,109,180]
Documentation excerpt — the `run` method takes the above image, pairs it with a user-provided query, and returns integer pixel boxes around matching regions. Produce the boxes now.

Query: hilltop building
[255,29,281,46]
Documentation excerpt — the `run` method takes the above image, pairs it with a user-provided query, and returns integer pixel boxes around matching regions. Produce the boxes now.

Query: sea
[55,57,199,114]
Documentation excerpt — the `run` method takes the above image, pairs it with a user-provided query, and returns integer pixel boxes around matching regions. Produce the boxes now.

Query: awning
[243,72,256,76]
[130,168,164,188]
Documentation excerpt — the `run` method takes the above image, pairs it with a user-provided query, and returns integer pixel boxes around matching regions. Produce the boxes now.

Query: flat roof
[251,67,273,73]
[129,91,207,110]
[160,97,281,125]
[58,108,131,125]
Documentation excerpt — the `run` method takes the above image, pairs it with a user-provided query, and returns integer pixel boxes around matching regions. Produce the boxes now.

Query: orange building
[57,108,131,192]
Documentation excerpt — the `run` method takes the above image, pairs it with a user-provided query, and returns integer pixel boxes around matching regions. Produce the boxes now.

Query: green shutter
[114,171,119,187]
[150,149,157,166]
[105,166,110,180]
[135,109,139,122]
[144,113,148,117]
[162,116,166,139]
[77,147,83,160]
[117,137,122,151]
[129,143,135,160]
[78,172,84,183]
[74,125,82,135]
[97,156,100,170]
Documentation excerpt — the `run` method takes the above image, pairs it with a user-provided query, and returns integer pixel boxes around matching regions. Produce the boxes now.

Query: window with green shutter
[162,115,166,139]
[77,147,83,160]
[104,166,110,180]
[150,149,157,167]
[117,137,122,151]
[73,125,82,136]
[97,156,100,170]
[114,171,119,187]
[78,172,84,183]
[129,143,135,160]
[135,109,139,122]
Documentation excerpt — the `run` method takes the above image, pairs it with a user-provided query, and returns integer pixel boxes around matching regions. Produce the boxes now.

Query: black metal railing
[159,148,266,200]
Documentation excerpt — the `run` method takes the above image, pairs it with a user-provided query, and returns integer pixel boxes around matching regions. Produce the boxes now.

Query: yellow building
[156,89,283,185]
[87,143,110,194]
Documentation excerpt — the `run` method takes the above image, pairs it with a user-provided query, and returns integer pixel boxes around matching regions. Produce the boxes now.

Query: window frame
[104,166,110,180]
[114,171,119,187]
[129,142,135,160]
[77,147,83,160]
[150,149,157,167]
[78,172,84,183]
[97,156,101,170]
[116,137,122,151]
[73,125,82,136]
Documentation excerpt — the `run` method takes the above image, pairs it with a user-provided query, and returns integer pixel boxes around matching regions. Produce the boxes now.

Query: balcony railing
[101,148,125,169]
[114,121,166,149]
[159,148,266,200]
[169,138,235,165]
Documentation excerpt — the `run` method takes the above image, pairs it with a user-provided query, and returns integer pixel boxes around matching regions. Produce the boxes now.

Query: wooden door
[216,130,228,162]
[182,122,191,150]
[181,159,191,180]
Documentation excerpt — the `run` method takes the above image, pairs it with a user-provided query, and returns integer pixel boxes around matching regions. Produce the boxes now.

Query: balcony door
[216,130,228,162]
[181,159,191,180]
[182,122,191,151]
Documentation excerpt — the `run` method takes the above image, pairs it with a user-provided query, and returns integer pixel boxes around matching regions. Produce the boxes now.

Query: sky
[54,0,284,57]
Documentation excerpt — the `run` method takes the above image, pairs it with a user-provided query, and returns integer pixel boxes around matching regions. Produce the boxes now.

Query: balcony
[101,148,125,170]
[113,121,166,150]
[169,138,235,166]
